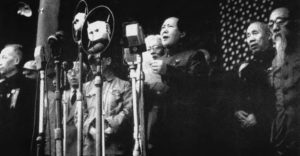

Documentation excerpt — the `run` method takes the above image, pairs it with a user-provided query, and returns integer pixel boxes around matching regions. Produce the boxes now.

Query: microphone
[123,22,145,54]
[125,22,144,47]
[47,31,65,45]
[123,48,137,64]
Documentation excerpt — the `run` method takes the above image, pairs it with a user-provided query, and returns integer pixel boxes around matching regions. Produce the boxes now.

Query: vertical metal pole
[77,50,83,156]
[54,60,63,156]
[35,0,61,154]
[136,54,146,156]
[36,70,45,156]
[95,57,104,156]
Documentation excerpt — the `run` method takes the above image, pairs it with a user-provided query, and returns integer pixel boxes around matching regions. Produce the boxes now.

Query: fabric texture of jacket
[82,76,133,156]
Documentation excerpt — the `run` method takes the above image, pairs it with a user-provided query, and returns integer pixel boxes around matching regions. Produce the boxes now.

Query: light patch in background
[17,2,32,17]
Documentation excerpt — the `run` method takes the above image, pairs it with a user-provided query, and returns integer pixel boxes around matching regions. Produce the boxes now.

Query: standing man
[82,52,133,156]
[150,16,209,156]
[268,6,300,156]
[0,44,37,156]
[143,35,168,156]
[62,61,87,156]
[234,22,275,156]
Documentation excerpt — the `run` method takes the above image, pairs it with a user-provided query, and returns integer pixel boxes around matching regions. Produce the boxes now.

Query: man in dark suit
[0,44,36,156]
[234,22,275,156]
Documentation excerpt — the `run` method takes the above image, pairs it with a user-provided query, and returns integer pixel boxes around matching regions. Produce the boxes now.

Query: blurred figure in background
[22,60,38,80]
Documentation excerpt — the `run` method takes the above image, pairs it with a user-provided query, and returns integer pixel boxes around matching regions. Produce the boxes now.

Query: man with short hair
[82,52,133,156]
[268,6,300,156]
[234,21,275,156]
[62,61,87,156]
[0,44,36,156]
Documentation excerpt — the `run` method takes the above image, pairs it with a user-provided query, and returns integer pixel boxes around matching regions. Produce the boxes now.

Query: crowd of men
[0,5,299,156]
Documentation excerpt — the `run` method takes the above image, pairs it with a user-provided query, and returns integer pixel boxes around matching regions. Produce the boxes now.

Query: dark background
[0,0,218,63]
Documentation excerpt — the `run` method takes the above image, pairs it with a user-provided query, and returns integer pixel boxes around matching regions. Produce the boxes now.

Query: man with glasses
[62,61,87,156]
[268,6,300,156]
[143,35,168,156]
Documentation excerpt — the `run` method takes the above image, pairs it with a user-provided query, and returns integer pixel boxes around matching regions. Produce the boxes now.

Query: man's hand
[243,113,257,128]
[235,110,248,122]
[150,60,167,75]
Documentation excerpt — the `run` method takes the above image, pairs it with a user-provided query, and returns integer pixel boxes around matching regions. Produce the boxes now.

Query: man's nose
[249,37,256,43]
[161,28,168,34]
[272,23,280,33]
[246,36,255,44]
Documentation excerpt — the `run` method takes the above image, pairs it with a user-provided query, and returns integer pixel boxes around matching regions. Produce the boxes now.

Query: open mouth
[250,44,258,50]
[162,35,169,40]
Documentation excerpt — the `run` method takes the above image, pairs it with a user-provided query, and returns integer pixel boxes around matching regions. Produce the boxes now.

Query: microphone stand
[61,61,69,156]
[76,42,84,156]
[94,54,105,156]
[130,53,146,156]
[54,55,63,156]
[36,58,46,156]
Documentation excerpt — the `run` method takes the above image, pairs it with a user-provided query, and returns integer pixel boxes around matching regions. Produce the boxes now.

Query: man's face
[269,7,290,40]
[160,17,183,48]
[246,23,270,53]
[87,21,110,41]
[145,36,164,59]
[0,47,18,76]
[67,66,80,88]
[89,57,111,76]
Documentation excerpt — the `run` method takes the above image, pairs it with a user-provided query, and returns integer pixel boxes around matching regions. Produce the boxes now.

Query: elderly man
[143,35,169,155]
[0,44,36,156]
[268,6,300,156]
[234,21,275,156]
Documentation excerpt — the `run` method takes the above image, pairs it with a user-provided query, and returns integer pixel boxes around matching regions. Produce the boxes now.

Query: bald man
[0,44,37,156]
[268,7,300,156]
[234,22,275,156]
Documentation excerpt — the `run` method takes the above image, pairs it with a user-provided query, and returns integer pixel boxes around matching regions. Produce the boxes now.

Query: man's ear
[14,57,20,65]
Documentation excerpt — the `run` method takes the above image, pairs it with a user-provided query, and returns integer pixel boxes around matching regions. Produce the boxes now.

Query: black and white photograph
[0,0,299,155]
